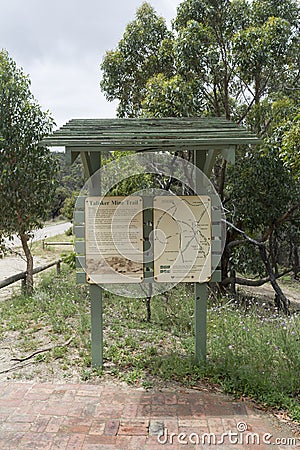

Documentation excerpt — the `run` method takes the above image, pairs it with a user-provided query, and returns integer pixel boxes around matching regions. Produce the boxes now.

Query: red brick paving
[0,382,298,449]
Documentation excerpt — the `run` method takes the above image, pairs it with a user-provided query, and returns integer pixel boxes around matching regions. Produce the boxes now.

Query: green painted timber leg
[194,282,207,365]
[90,284,103,367]
[82,151,103,368]
[193,150,208,365]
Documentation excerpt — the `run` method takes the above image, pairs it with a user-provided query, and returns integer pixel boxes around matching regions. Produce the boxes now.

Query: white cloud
[29,57,118,127]
[0,0,182,127]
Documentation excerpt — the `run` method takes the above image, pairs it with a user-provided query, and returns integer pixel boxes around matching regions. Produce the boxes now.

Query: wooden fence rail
[0,259,62,290]
[42,241,73,250]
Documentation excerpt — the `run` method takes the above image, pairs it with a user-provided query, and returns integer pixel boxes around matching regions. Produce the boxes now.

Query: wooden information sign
[85,194,211,285]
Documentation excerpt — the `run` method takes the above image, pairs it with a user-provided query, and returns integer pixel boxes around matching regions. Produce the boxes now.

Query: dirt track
[0,221,72,301]
[0,255,56,301]
[239,281,300,308]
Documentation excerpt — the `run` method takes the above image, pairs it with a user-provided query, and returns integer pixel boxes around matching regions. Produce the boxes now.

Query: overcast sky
[0,0,182,129]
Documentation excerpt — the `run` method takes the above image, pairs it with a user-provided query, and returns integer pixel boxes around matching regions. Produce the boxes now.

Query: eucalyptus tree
[101,0,299,125]
[0,50,57,292]
[101,0,299,189]
[100,1,300,307]
[100,2,173,117]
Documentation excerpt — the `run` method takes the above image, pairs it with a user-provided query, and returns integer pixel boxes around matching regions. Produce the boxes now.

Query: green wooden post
[194,283,207,364]
[90,284,103,367]
[194,150,208,365]
[143,196,154,279]
[87,152,103,368]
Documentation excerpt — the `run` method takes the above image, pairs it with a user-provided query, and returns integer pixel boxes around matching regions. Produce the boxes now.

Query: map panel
[153,196,211,282]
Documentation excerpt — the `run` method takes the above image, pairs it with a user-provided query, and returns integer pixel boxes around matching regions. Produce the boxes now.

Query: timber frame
[42,117,260,367]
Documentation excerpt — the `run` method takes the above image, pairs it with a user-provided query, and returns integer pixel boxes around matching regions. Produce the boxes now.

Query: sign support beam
[82,151,103,368]
[194,150,208,365]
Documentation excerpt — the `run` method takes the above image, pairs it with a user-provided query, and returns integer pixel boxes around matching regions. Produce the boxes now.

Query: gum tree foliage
[100,2,173,117]
[280,114,300,177]
[51,153,85,220]
[0,50,57,292]
[224,92,300,281]
[101,0,299,122]
[100,1,300,301]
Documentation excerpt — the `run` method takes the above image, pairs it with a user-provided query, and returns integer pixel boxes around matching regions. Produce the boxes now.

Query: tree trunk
[269,232,279,277]
[220,227,236,287]
[230,268,237,302]
[145,282,153,322]
[293,243,299,280]
[224,220,291,315]
[20,233,34,294]
[218,160,227,203]
[259,245,290,314]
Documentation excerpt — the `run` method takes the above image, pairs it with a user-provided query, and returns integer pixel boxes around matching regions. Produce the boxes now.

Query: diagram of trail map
[85,196,144,284]
[153,196,211,283]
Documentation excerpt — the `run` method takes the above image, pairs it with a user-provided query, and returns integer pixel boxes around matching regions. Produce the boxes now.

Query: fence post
[56,261,61,275]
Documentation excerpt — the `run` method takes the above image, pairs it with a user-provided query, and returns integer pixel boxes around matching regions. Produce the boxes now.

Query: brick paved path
[0,382,298,449]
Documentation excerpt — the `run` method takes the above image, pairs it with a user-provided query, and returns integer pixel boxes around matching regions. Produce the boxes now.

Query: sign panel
[85,196,144,284]
[153,196,211,282]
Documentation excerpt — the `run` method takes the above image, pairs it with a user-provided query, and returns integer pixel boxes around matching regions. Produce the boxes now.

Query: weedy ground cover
[0,266,299,421]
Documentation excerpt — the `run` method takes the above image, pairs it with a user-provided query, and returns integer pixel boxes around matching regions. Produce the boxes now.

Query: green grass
[206,301,300,420]
[1,267,300,421]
